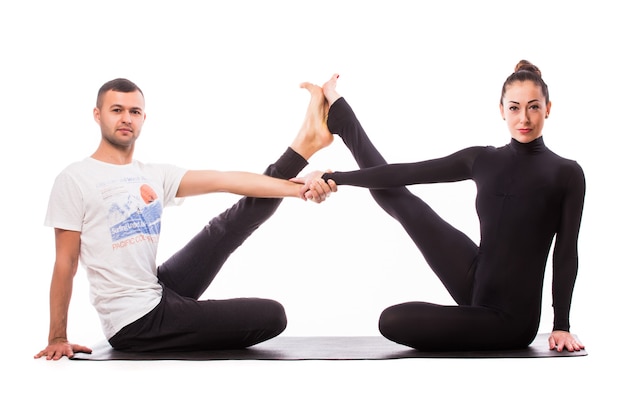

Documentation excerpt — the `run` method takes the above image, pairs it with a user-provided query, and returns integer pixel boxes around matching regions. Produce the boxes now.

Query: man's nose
[121,110,132,123]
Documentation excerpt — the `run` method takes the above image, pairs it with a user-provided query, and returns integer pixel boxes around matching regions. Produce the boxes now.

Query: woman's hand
[291,170,337,202]
[549,330,585,352]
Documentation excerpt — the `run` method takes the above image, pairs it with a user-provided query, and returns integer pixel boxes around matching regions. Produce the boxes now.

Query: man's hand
[291,170,337,203]
[34,340,92,361]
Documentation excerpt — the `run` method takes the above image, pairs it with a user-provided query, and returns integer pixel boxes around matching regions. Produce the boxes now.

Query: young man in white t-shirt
[35,78,335,360]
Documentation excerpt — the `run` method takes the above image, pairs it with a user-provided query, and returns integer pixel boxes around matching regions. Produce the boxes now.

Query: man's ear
[93,107,101,124]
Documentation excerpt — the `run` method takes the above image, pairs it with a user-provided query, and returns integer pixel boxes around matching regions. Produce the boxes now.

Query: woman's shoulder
[545,148,584,173]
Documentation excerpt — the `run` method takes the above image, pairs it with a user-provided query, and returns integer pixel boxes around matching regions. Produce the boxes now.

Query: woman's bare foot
[322,73,341,106]
[291,82,334,160]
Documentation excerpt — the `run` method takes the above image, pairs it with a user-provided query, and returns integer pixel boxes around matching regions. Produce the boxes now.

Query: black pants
[109,148,307,352]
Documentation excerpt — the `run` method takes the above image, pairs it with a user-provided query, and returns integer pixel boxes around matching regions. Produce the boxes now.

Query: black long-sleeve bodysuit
[323,98,585,351]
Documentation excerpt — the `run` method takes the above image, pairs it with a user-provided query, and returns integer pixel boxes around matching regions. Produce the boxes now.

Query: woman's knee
[258,299,288,333]
[378,304,408,340]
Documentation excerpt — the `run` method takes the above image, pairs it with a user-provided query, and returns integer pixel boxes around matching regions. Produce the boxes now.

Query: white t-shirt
[45,158,187,339]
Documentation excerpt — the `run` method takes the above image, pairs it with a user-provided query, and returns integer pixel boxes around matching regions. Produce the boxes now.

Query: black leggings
[109,148,307,352]
[328,98,532,351]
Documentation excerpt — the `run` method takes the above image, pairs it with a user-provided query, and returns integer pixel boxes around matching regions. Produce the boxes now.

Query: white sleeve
[44,169,84,231]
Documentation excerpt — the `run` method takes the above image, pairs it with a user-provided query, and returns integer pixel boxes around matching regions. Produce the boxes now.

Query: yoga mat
[70,333,586,361]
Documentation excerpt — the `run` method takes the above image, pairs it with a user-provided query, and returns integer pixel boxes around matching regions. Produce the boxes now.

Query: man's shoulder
[53,158,93,178]
[135,161,188,178]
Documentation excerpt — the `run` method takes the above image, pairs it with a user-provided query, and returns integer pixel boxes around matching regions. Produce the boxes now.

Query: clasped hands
[291,170,337,203]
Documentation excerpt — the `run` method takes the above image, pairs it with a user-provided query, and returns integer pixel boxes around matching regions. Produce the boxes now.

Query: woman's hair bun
[515,59,542,77]
[501,59,549,104]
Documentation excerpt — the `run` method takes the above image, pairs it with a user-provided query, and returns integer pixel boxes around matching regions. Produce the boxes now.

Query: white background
[1,1,623,415]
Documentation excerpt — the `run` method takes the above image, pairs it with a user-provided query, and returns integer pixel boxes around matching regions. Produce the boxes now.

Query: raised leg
[323,74,478,304]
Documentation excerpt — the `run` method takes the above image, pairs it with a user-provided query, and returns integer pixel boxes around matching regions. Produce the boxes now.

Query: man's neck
[91,140,134,165]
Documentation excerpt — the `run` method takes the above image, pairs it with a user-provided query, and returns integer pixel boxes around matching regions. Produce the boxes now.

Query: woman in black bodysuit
[304,61,585,352]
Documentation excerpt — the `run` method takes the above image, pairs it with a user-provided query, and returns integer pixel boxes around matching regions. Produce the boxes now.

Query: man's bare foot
[322,73,341,106]
[291,82,334,160]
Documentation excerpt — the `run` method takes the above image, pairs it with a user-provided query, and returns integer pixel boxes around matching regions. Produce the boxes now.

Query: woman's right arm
[322,146,487,188]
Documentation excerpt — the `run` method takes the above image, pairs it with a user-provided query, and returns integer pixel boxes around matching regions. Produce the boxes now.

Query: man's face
[93,90,146,149]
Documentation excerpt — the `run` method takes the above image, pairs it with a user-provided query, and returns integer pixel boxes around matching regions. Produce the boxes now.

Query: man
[35,78,334,360]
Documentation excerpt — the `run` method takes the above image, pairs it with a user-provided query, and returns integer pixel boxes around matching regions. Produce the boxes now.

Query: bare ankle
[322,74,341,106]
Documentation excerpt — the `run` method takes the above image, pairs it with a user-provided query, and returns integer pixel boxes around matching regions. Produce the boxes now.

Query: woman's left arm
[550,162,586,351]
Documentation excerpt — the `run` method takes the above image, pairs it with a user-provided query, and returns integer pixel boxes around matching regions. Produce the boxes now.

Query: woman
[305,61,585,351]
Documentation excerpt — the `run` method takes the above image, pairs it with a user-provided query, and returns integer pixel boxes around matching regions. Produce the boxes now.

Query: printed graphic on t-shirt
[99,177,163,249]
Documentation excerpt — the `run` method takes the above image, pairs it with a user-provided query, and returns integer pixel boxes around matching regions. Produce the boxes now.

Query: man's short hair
[96,78,144,109]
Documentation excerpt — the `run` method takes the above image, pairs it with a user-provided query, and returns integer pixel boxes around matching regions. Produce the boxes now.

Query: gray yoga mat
[70,333,587,361]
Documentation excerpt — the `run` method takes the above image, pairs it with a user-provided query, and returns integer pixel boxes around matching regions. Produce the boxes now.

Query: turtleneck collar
[509,136,546,155]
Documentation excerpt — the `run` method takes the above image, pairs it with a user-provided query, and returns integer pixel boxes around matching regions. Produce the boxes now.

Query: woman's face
[500,80,551,143]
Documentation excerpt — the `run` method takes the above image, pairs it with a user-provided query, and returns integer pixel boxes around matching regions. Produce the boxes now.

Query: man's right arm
[34,228,91,360]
